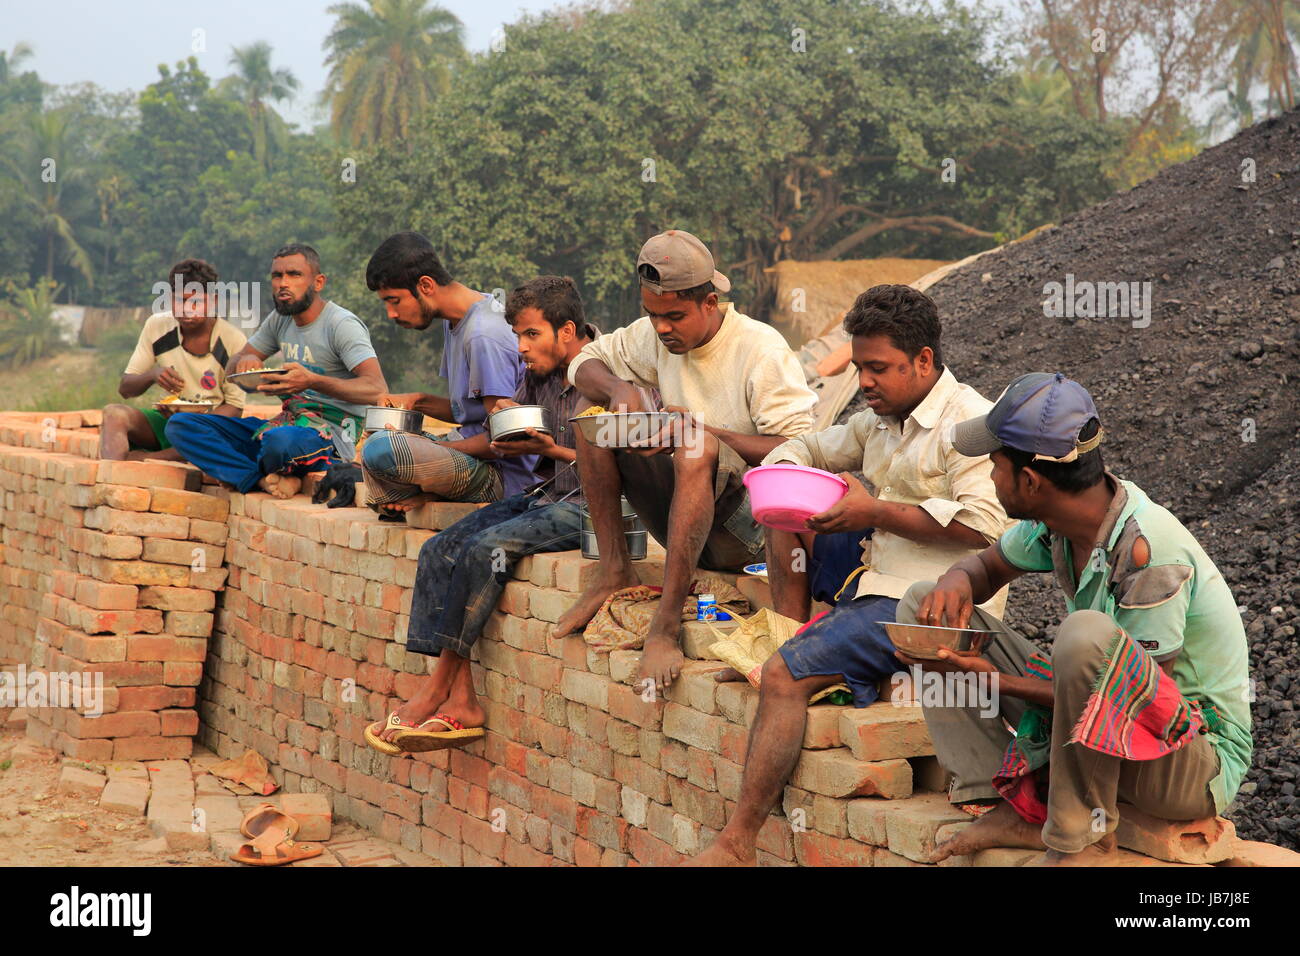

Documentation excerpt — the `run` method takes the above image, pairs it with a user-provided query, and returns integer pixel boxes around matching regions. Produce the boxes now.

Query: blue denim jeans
[777,595,901,707]
[165,413,337,493]
[407,494,584,657]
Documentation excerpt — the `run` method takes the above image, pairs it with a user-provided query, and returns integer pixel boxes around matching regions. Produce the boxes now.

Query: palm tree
[0,280,66,369]
[1220,0,1300,119]
[0,106,96,288]
[222,41,299,168]
[322,0,465,147]
[0,41,33,84]
[1013,55,1074,114]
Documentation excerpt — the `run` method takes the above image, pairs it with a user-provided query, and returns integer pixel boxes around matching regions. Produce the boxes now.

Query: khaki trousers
[898,582,1219,853]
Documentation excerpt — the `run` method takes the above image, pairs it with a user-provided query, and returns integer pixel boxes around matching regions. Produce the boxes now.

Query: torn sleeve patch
[1116,564,1193,609]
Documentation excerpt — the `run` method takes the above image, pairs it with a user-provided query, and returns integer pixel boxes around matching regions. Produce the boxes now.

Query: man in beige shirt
[554,230,817,693]
[689,284,1012,866]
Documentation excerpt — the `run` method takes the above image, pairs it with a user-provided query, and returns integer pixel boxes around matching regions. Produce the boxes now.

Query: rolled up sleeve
[567,318,660,392]
[761,414,868,473]
[936,443,1012,543]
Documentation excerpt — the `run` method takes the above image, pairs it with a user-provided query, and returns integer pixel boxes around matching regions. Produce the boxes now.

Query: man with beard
[360,231,529,518]
[100,257,247,461]
[166,244,387,498]
[365,276,600,754]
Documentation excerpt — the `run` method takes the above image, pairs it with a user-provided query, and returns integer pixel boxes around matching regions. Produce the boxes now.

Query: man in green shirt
[896,372,1251,865]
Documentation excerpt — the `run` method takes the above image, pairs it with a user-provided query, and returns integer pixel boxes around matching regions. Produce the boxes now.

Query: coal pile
[850,109,1300,847]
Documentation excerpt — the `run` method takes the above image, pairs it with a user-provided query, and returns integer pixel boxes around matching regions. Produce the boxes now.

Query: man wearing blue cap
[895,372,1252,865]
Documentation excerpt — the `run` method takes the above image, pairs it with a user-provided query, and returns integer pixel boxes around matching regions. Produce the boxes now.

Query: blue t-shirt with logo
[248,301,377,420]
[440,295,532,495]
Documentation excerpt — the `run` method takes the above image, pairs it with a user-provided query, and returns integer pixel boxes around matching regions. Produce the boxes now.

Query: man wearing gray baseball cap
[895,372,1252,865]
[553,229,817,693]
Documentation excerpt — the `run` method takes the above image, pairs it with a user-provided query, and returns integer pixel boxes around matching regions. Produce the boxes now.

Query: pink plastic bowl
[743,464,849,532]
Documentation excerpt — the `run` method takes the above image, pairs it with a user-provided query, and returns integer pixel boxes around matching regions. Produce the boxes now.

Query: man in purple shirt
[360,232,533,518]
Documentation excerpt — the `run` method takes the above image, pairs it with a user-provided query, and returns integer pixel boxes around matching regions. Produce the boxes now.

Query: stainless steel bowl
[363,405,425,434]
[228,368,290,394]
[580,497,648,560]
[155,398,217,415]
[881,622,997,661]
[569,411,681,448]
[582,529,648,561]
[488,404,552,442]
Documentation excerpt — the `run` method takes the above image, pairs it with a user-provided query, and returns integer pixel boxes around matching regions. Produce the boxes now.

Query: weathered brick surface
[0,433,221,763]
[2,419,1280,869]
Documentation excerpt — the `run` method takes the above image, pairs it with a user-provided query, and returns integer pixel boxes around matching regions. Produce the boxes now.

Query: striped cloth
[993,629,1206,824]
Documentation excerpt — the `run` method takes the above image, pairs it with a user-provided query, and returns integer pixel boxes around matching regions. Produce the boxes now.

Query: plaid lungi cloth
[992,628,1206,824]
[361,429,502,506]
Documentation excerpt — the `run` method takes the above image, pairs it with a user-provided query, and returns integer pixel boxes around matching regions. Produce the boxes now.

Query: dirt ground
[0,720,220,867]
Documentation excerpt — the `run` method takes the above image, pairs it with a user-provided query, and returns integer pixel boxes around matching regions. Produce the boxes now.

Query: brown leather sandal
[230,804,323,866]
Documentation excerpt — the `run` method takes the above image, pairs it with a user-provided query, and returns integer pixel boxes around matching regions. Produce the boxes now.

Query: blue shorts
[808,529,872,606]
[777,593,900,707]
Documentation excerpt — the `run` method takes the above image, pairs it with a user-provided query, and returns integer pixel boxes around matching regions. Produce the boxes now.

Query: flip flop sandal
[239,802,296,840]
[230,831,323,866]
[364,712,407,756]
[391,713,486,753]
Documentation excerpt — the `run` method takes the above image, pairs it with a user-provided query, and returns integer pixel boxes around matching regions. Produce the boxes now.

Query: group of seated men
[101,228,1252,866]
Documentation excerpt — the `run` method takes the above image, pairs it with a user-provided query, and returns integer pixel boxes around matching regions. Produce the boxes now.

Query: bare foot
[378,675,453,743]
[1027,834,1118,866]
[382,493,436,513]
[259,474,302,499]
[929,801,1046,863]
[682,832,757,867]
[552,568,638,640]
[714,667,747,683]
[637,629,685,695]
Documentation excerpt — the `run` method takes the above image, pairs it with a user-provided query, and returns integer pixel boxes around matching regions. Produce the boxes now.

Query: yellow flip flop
[364,712,406,756]
[391,713,485,753]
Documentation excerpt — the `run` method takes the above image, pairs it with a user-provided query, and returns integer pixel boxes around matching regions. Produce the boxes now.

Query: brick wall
[0,412,226,762]
[196,486,954,866]
[6,411,1267,866]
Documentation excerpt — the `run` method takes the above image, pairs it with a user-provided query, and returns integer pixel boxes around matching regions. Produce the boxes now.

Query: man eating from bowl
[688,284,1011,866]
[100,258,247,461]
[552,229,817,695]
[893,374,1251,866]
[360,231,531,519]
[366,276,603,753]
[166,243,386,498]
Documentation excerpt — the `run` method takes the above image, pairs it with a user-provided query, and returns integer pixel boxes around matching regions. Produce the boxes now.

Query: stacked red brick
[0,412,228,761]
[4,410,1269,867]
[199,490,955,866]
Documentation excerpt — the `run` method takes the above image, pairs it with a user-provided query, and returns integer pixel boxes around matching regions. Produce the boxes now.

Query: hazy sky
[10,1,1025,130]
[6,0,570,128]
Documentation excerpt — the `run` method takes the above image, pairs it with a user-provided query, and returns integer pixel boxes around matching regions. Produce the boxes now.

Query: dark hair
[1002,418,1106,493]
[842,284,943,369]
[167,257,218,289]
[271,243,321,275]
[506,275,588,334]
[637,262,716,305]
[365,231,453,293]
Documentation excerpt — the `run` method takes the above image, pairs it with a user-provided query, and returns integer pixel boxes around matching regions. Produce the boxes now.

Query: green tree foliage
[322,0,466,147]
[1,106,99,289]
[334,0,1121,348]
[0,279,65,369]
[220,42,300,169]
[187,143,341,312]
[103,59,253,303]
